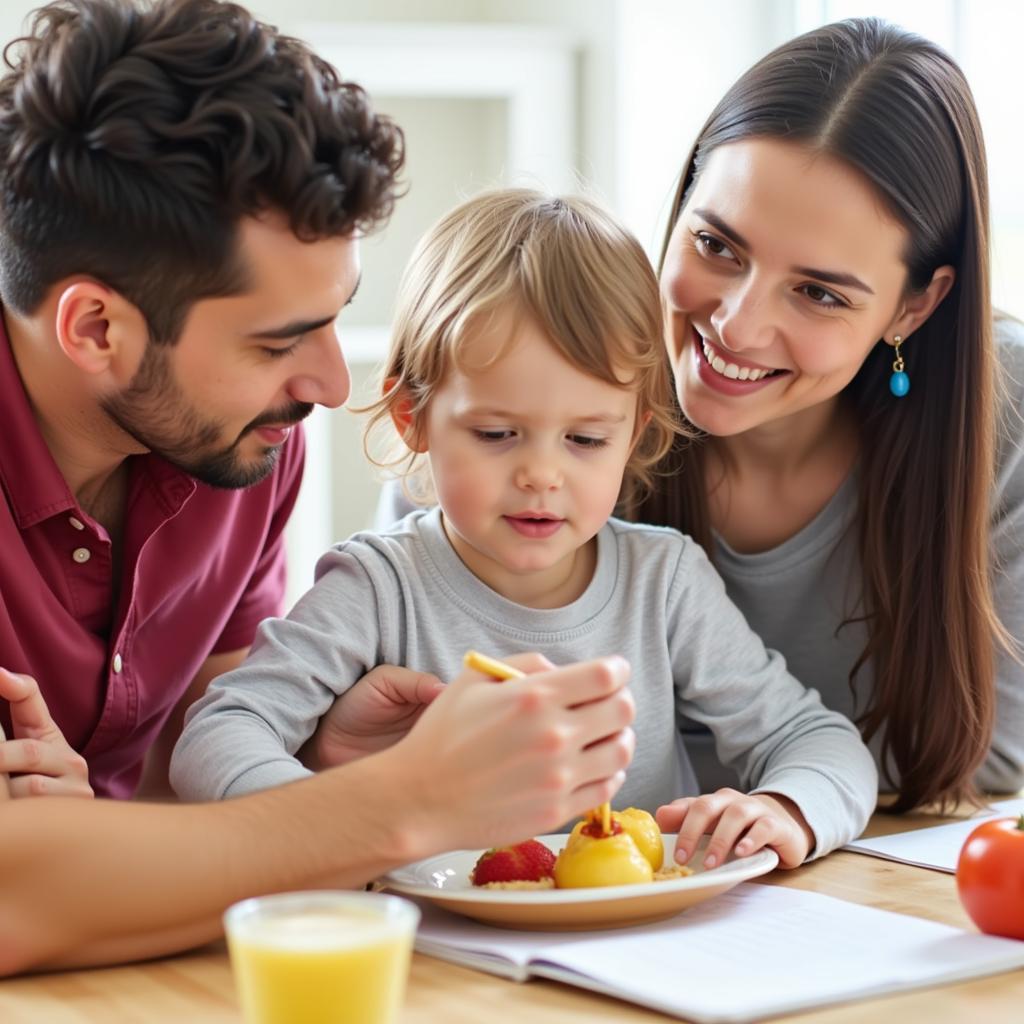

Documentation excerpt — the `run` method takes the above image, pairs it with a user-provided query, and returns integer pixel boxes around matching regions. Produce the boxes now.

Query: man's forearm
[0,753,424,975]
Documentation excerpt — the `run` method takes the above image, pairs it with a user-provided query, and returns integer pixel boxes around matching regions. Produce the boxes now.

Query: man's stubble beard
[101,341,311,489]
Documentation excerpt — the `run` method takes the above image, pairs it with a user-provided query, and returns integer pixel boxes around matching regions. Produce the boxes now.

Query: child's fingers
[733,815,781,858]
[655,798,694,834]
[670,790,734,864]
[702,800,767,869]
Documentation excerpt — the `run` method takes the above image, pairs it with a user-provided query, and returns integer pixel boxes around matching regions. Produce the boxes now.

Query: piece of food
[554,819,654,888]
[956,814,1024,940]
[614,808,664,871]
[470,839,557,886]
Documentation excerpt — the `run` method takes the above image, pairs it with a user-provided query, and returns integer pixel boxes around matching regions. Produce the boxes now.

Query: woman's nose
[711,277,779,352]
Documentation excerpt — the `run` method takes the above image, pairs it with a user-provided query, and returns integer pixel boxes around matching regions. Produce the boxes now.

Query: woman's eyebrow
[693,207,873,294]
[693,207,750,249]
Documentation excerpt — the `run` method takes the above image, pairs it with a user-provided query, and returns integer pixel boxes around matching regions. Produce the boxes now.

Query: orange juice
[224,892,419,1024]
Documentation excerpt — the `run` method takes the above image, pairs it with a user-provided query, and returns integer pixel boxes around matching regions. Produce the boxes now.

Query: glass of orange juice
[224,890,420,1024]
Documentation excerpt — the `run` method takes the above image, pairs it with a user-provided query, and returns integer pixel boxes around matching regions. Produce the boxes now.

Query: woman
[637,17,1023,811]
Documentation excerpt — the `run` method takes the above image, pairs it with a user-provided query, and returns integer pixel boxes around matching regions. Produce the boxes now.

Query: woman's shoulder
[993,314,1024,487]
[995,314,1024,397]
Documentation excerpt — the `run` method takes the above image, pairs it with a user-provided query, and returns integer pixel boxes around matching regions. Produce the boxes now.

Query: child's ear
[386,378,428,453]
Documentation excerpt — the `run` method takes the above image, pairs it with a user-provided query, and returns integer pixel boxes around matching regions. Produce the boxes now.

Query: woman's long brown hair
[633,18,1002,812]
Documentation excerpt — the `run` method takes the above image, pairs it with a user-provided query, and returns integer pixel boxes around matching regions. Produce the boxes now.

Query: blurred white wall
[1,1,1020,606]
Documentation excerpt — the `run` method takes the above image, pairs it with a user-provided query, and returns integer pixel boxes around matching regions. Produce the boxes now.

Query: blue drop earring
[889,334,910,397]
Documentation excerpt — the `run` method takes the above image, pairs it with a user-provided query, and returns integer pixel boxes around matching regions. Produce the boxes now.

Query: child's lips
[503,514,565,539]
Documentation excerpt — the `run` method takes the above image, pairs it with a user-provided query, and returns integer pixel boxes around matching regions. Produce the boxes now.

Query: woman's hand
[388,653,636,853]
[0,668,93,799]
[656,788,813,870]
[299,665,446,770]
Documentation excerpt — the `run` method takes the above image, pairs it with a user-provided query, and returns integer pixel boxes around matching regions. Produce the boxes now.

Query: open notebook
[413,882,1024,1023]
[844,797,1024,873]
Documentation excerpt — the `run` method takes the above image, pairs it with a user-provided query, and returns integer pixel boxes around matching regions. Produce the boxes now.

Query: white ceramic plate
[381,834,778,931]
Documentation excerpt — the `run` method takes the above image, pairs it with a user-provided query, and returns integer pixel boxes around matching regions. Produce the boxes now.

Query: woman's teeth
[701,338,776,381]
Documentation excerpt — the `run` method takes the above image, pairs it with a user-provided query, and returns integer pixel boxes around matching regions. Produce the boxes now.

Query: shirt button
[68,516,85,530]
[72,547,91,564]
[112,653,123,674]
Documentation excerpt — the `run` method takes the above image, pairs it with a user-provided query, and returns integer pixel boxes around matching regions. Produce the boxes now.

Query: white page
[413,883,1024,1023]
[844,797,1024,872]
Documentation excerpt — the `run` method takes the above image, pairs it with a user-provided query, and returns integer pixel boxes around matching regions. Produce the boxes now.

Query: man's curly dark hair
[0,0,404,343]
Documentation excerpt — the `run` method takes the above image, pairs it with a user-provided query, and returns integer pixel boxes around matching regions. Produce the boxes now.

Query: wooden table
[2,810,1022,1023]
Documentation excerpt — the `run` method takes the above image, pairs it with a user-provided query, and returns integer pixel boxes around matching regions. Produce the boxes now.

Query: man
[0,0,635,974]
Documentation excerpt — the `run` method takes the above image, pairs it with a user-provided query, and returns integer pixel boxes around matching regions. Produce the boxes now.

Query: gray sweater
[374,320,1024,795]
[171,510,876,857]
[692,319,1024,793]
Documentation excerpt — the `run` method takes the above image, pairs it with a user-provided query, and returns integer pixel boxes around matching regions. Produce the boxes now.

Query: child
[171,189,876,867]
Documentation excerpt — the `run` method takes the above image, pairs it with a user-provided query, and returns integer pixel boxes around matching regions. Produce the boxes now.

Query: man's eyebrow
[249,314,336,341]
[249,274,362,340]
[693,208,874,294]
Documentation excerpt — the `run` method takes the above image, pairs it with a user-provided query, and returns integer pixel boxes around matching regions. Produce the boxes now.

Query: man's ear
[386,378,428,453]
[885,264,956,343]
[54,281,149,379]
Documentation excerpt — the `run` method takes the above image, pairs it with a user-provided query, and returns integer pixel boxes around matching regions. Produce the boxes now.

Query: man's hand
[0,668,93,799]
[385,653,636,854]
[300,665,446,771]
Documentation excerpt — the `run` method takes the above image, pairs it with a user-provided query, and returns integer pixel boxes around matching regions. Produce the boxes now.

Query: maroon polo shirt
[0,319,304,798]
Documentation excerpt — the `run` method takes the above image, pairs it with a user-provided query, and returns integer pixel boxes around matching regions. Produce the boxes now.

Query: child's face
[420,310,639,607]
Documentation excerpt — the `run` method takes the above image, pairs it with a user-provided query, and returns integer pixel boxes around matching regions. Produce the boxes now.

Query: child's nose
[515,454,563,492]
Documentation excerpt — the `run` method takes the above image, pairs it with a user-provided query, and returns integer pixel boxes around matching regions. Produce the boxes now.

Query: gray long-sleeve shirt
[374,320,1024,796]
[172,510,876,857]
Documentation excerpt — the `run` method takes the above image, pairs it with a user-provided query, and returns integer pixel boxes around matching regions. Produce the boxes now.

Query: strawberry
[470,839,556,885]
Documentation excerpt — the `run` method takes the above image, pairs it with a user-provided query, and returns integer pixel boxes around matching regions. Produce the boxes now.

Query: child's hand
[656,788,813,870]
[0,668,93,799]
[300,665,446,770]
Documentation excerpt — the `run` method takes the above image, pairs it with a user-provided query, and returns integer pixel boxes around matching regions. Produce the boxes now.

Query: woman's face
[661,137,913,439]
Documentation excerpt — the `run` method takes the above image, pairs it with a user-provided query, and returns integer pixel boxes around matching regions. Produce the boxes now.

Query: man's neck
[4,306,142,517]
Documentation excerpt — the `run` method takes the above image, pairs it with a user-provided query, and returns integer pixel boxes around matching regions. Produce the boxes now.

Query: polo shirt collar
[0,310,197,529]
[0,311,77,528]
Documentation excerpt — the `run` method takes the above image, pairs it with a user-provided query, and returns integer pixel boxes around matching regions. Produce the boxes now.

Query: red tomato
[956,814,1024,940]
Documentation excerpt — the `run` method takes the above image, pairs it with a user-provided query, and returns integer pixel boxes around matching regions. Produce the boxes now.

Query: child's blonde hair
[363,187,683,506]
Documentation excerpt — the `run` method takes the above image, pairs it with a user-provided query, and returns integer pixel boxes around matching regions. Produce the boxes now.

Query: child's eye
[472,428,515,443]
[568,434,609,449]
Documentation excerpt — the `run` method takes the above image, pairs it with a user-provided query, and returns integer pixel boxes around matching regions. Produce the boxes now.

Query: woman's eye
[800,283,847,308]
[569,434,609,449]
[694,231,737,262]
[472,429,514,443]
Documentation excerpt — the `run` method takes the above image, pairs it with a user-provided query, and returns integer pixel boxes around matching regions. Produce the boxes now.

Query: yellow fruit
[554,823,654,888]
[614,808,664,871]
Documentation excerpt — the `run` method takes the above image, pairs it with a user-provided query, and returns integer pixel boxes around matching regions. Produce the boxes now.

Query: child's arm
[298,664,445,770]
[170,546,390,800]
[667,538,877,866]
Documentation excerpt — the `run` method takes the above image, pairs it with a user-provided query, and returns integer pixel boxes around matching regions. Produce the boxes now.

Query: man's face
[103,212,359,488]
